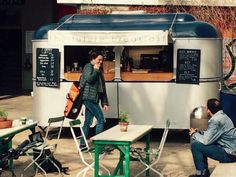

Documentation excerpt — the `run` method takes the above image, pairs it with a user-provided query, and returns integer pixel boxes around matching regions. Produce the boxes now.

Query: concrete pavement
[0,93,219,177]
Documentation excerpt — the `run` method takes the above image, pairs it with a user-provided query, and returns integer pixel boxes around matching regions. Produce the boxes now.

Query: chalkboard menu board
[36,48,60,87]
[176,49,201,84]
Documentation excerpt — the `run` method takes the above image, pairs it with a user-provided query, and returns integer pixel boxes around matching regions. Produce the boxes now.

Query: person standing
[79,49,109,149]
[189,98,236,177]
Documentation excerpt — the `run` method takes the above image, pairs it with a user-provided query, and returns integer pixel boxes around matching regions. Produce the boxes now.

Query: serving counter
[121,72,173,81]
[64,72,173,82]
[64,72,115,81]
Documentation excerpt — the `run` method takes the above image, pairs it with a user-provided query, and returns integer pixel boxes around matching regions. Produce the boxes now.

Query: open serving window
[64,46,116,81]
[120,45,173,81]
[63,44,173,82]
[49,29,173,82]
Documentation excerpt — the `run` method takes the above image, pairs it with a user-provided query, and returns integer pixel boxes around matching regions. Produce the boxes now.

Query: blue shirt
[192,110,236,155]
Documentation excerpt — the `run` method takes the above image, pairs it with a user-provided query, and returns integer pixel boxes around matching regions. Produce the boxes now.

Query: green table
[91,125,153,177]
[0,121,37,169]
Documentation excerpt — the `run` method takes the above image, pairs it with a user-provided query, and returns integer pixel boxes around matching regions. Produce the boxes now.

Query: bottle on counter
[126,57,133,72]
[126,61,131,72]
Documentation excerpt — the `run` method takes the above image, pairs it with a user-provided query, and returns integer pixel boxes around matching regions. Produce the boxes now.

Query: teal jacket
[79,63,109,106]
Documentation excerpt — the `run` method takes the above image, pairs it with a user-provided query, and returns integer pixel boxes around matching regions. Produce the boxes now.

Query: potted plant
[0,108,12,129]
[0,108,8,121]
[119,111,129,132]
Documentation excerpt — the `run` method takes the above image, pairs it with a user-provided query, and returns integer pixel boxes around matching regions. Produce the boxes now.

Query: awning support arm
[54,14,77,30]
[168,13,178,36]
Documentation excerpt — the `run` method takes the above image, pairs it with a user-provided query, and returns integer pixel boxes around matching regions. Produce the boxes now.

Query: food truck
[32,13,222,129]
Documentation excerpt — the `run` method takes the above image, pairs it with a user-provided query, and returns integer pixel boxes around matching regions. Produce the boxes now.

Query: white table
[210,163,236,177]
[91,124,153,177]
[0,121,37,139]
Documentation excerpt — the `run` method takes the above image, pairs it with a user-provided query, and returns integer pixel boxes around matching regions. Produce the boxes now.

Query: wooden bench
[210,163,236,177]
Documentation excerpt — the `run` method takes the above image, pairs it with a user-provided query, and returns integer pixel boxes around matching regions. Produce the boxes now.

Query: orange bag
[64,82,83,119]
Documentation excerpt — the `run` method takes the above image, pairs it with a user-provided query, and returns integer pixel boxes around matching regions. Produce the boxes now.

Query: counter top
[64,72,173,82]
[64,72,115,81]
[121,72,173,81]
[0,121,38,140]
[91,124,153,142]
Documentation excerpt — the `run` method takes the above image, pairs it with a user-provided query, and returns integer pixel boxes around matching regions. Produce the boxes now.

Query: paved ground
[0,93,219,177]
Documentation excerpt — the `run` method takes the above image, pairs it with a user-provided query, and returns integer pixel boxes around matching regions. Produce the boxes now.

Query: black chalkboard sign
[176,49,201,84]
[36,48,60,87]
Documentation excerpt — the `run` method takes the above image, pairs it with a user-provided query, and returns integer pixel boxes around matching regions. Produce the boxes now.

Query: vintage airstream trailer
[32,13,222,128]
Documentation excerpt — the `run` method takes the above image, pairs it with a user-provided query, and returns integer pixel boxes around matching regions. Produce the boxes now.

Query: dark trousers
[191,140,236,172]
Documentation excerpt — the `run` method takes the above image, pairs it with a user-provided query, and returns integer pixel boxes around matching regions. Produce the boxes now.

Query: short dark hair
[207,98,222,114]
[89,48,102,61]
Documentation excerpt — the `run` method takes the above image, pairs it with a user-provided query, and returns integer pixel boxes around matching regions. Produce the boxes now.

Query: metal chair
[130,120,170,177]
[21,116,65,177]
[69,119,110,177]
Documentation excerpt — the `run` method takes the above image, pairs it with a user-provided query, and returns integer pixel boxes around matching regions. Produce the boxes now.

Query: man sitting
[189,98,236,177]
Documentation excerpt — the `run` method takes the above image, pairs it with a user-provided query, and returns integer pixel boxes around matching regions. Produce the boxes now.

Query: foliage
[119,111,129,122]
[81,5,236,38]
[0,108,8,118]
[222,39,236,92]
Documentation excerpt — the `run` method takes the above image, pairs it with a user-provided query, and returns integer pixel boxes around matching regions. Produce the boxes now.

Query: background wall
[0,0,76,92]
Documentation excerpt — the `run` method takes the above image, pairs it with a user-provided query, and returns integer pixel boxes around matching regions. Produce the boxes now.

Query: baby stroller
[0,139,30,177]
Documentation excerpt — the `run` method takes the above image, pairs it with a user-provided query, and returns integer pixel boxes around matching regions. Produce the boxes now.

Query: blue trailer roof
[59,13,197,24]
[34,13,221,40]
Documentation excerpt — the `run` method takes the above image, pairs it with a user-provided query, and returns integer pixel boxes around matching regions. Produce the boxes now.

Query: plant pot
[0,120,12,129]
[119,121,129,132]
[0,117,7,122]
